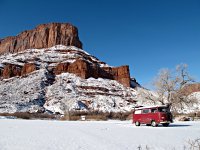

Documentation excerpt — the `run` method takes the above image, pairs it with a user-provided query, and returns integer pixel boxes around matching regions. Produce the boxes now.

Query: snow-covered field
[0,119,199,150]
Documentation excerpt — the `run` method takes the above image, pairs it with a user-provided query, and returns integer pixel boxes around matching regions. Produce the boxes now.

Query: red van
[132,105,173,127]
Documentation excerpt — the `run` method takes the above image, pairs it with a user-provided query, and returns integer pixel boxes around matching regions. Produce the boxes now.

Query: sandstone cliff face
[180,83,200,96]
[0,57,130,87]
[2,64,22,79]
[111,66,131,87]
[21,63,37,76]
[0,23,139,114]
[0,63,37,79]
[0,23,131,87]
[0,23,82,54]
[53,60,130,87]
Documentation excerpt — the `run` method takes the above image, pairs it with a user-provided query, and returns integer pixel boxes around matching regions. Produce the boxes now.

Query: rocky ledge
[0,23,82,54]
[0,45,131,87]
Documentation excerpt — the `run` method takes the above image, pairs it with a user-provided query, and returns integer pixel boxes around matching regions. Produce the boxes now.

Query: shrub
[0,112,56,120]
[60,110,132,121]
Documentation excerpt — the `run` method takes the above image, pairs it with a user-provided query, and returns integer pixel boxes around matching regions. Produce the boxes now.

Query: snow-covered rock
[0,45,109,69]
[44,73,137,113]
[0,69,48,113]
[0,45,137,114]
[0,45,199,114]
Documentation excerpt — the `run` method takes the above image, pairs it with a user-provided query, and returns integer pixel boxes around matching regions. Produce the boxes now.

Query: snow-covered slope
[0,70,49,113]
[45,73,137,113]
[0,45,137,114]
[178,92,200,113]
[0,45,109,69]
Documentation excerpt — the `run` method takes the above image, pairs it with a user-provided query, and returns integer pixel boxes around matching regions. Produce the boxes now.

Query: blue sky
[0,0,200,87]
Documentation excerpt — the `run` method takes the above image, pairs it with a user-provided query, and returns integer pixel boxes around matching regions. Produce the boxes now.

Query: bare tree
[152,68,177,105]
[152,64,198,112]
[176,64,195,89]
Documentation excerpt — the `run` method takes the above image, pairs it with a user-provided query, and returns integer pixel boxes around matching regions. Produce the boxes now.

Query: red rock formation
[21,63,37,76]
[53,60,131,87]
[180,83,200,96]
[112,66,131,87]
[54,60,91,79]
[2,64,22,79]
[0,23,132,87]
[68,59,90,79]
[102,66,130,87]
[0,63,37,79]
[54,63,70,75]
[0,23,82,54]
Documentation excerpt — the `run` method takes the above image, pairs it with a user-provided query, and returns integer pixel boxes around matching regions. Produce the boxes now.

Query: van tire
[151,121,158,127]
[135,121,140,126]
[162,123,169,127]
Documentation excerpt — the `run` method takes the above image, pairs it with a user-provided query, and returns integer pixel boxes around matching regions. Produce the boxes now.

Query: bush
[108,112,132,120]
[60,110,132,121]
[0,112,56,120]
[0,111,132,121]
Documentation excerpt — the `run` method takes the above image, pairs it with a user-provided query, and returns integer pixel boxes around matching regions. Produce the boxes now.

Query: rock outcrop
[103,66,131,87]
[0,53,131,87]
[0,23,82,54]
[0,23,131,87]
[180,83,200,96]
[21,63,37,76]
[0,63,37,79]
[2,64,22,79]
[53,60,130,87]
[0,22,141,114]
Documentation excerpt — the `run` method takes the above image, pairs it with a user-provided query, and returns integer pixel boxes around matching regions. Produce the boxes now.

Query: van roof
[134,105,168,110]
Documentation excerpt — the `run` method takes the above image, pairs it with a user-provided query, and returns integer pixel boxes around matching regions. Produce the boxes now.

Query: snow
[0,119,200,150]
[47,45,89,55]
[0,70,48,113]
[0,66,137,114]
[0,45,109,68]
[0,63,4,68]
[45,72,137,114]
[177,92,200,114]
[190,92,200,100]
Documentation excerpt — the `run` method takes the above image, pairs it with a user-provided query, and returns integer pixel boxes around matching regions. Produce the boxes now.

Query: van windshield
[158,107,170,113]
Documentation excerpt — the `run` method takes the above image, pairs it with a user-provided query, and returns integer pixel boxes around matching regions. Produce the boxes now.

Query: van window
[158,107,169,112]
[142,109,149,114]
[135,110,142,114]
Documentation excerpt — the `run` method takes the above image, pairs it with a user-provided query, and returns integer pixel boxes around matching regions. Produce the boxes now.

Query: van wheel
[135,121,140,126]
[151,121,158,127]
[162,123,169,127]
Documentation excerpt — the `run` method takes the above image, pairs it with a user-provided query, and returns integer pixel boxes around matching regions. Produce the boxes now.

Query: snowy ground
[0,119,200,150]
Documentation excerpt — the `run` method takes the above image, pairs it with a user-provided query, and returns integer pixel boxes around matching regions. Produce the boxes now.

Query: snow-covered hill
[0,45,139,114]
[0,45,199,114]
